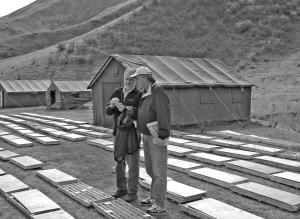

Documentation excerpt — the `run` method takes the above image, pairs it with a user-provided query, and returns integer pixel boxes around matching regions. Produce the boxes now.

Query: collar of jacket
[141,83,156,99]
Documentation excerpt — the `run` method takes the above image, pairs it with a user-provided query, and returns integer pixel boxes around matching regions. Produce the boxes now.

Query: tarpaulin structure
[0,80,51,108]
[46,81,92,110]
[88,54,253,126]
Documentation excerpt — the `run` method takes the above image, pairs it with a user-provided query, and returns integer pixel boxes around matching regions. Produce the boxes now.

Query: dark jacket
[137,83,171,139]
[106,87,142,136]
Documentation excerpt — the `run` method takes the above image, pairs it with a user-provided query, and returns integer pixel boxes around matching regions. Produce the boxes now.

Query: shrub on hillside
[65,42,75,54]
[57,42,66,51]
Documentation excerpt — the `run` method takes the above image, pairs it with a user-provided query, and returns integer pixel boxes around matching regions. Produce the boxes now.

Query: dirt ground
[0,106,300,219]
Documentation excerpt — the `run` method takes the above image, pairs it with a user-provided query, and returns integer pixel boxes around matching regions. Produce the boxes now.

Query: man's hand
[149,128,158,137]
[153,137,168,146]
[110,98,119,108]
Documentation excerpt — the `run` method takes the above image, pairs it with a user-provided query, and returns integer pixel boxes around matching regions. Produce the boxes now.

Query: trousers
[115,149,140,195]
[143,134,168,208]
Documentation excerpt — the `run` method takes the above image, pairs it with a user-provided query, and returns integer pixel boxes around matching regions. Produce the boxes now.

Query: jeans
[115,150,140,195]
[143,134,168,208]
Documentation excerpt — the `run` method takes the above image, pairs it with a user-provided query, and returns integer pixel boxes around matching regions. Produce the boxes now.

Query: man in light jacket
[130,66,171,215]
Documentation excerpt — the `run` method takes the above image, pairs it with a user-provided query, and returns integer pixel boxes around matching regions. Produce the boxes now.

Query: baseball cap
[130,66,152,78]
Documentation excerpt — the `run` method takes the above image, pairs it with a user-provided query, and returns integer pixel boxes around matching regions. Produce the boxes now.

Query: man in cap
[106,68,142,202]
[130,66,171,215]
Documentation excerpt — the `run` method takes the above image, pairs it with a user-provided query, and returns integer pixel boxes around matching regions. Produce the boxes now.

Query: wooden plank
[88,126,111,133]
[47,131,69,137]
[269,172,300,189]
[225,160,283,179]
[93,199,154,219]
[24,133,46,140]
[41,128,59,133]
[1,134,21,141]
[9,138,34,147]
[15,129,34,135]
[168,137,191,146]
[0,131,10,136]
[58,182,114,207]
[60,133,86,141]
[10,156,44,170]
[87,139,113,148]
[183,134,215,142]
[180,198,265,219]
[215,148,260,160]
[183,142,221,152]
[71,128,93,135]
[32,210,75,219]
[188,167,248,188]
[0,168,5,176]
[170,130,191,138]
[231,182,300,212]
[166,180,206,203]
[167,158,202,173]
[0,150,21,161]
[0,174,30,194]
[254,156,300,171]
[11,189,61,215]
[240,144,283,156]
[277,152,300,161]
[105,145,114,152]
[36,169,78,187]
[36,137,60,145]
[187,152,234,166]
[86,131,111,138]
[60,125,78,131]
[209,139,245,148]
[167,145,194,157]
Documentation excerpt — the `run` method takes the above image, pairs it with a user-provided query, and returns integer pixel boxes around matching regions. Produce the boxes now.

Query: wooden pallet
[105,145,114,152]
[71,128,93,135]
[225,160,283,179]
[36,169,78,187]
[180,198,264,219]
[86,131,112,138]
[277,152,300,161]
[231,182,300,212]
[0,150,21,161]
[7,189,61,217]
[269,172,300,189]
[187,152,234,166]
[9,138,34,147]
[24,133,46,140]
[209,139,245,148]
[168,137,191,146]
[1,134,21,142]
[0,131,10,136]
[0,174,30,195]
[240,144,283,156]
[167,158,202,173]
[93,198,154,219]
[31,209,75,219]
[215,148,260,160]
[139,167,172,182]
[0,168,5,176]
[183,142,221,152]
[60,125,78,131]
[60,133,86,141]
[48,131,69,137]
[87,139,113,148]
[15,129,34,135]
[35,137,60,145]
[188,167,248,188]
[170,130,191,138]
[183,134,215,142]
[58,182,114,207]
[41,128,59,133]
[254,156,300,171]
[10,156,44,170]
[167,145,194,157]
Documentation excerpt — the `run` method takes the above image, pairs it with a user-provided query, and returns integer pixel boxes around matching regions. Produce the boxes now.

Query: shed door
[102,82,122,125]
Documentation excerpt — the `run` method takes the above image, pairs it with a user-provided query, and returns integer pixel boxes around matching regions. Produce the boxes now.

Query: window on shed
[200,89,215,104]
[71,93,80,98]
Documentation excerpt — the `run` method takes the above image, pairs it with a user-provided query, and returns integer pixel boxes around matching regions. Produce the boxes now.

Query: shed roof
[50,81,91,92]
[88,55,253,88]
[0,80,51,93]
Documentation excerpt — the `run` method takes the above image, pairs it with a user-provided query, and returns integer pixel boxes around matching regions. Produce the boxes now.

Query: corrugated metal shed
[0,80,51,93]
[88,55,252,88]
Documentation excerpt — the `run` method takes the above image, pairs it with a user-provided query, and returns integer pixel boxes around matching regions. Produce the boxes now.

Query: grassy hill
[0,0,299,120]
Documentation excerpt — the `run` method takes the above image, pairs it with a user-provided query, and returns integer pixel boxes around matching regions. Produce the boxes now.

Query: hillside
[0,0,299,119]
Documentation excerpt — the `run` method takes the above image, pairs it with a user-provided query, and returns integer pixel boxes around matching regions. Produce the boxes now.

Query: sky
[0,0,36,17]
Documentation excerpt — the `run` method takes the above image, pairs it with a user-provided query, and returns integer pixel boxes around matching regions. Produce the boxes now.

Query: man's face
[124,76,136,90]
[136,75,148,90]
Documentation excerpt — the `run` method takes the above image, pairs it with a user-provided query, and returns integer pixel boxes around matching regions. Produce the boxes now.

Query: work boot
[140,196,153,206]
[125,194,138,202]
[112,190,128,198]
